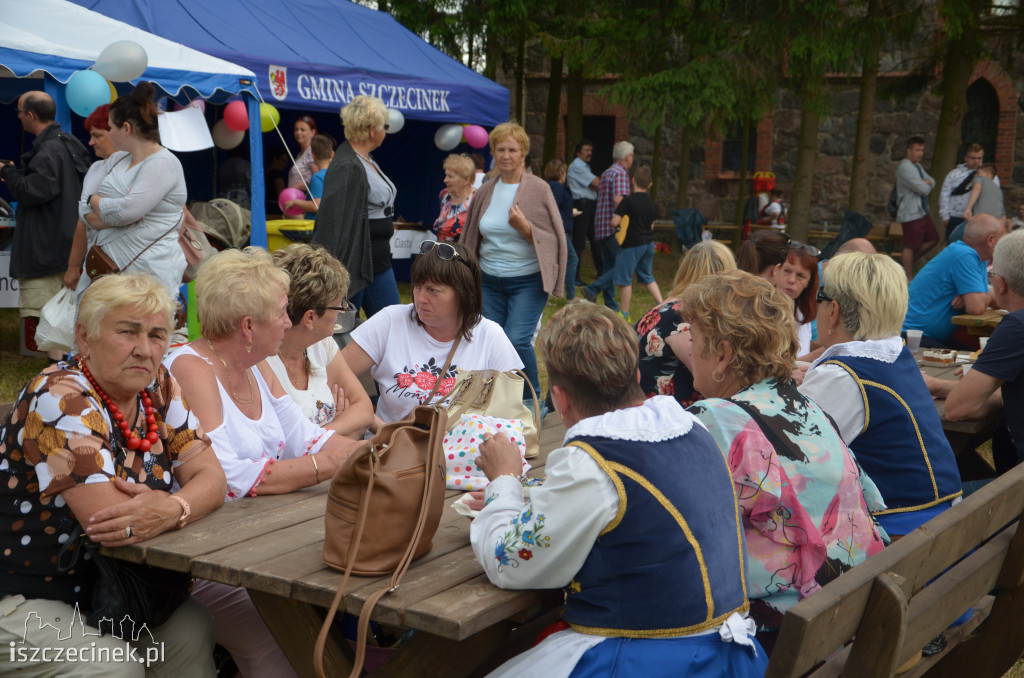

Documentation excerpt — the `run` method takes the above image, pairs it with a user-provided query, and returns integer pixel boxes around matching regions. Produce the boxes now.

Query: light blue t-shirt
[903,240,988,343]
[478,181,540,278]
[305,168,327,221]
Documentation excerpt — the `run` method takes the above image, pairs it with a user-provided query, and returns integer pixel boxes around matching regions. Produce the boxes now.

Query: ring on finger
[125,526,132,539]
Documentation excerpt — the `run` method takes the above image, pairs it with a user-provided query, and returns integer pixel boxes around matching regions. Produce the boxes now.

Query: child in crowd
[544,159,578,301]
[612,165,662,322]
[284,133,336,220]
[963,163,1004,221]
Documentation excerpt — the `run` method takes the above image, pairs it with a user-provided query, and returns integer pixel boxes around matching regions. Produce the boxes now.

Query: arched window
[960,79,999,163]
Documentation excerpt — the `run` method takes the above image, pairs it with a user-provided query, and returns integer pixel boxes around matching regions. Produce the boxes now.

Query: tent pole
[247,91,267,248]
[44,74,72,134]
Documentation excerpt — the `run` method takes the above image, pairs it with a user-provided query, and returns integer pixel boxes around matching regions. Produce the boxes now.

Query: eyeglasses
[325,301,350,312]
[815,287,833,304]
[786,238,820,258]
[420,240,470,267]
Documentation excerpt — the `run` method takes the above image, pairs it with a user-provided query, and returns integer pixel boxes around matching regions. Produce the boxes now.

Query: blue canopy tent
[71,0,511,231]
[0,0,270,242]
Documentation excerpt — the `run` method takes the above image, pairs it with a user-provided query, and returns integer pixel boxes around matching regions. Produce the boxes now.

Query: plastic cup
[906,329,923,353]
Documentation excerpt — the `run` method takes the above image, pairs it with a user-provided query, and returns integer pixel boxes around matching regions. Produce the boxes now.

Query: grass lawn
[0,309,48,403]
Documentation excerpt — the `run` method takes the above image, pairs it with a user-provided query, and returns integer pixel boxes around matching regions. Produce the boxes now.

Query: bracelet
[168,494,191,529]
[311,454,321,484]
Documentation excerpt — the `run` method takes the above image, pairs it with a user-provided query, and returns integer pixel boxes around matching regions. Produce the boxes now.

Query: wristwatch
[169,494,191,529]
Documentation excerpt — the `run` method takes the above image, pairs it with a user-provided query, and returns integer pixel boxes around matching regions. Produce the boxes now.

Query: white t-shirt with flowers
[351,304,522,424]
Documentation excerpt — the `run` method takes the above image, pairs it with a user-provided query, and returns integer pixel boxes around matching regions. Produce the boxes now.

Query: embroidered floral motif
[493,502,550,573]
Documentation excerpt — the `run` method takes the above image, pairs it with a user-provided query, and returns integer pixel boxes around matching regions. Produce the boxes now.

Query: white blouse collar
[811,335,904,369]
[565,395,695,444]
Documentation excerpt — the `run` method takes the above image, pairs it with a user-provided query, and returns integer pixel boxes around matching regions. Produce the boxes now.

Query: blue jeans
[564,242,579,300]
[584,236,620,311]
[349,267,401,318]
[481,271,547,400]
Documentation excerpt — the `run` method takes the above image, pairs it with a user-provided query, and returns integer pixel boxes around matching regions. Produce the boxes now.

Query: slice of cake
[922,349,956,366]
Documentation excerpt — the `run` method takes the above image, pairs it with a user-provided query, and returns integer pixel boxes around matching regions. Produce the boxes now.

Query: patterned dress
[0,360,211,605]
[635,300,699,406]
[432,188,473,241]
[688,379,887,632]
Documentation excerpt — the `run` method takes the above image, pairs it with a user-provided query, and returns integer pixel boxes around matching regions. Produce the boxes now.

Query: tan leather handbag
[314,404,447,678]
[445,369,542,458]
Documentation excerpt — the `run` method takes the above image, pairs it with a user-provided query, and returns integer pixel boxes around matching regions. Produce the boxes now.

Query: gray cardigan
[461,173,567,297]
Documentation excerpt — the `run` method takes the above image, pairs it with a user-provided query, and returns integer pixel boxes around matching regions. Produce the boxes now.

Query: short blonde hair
[669,241,737,299]
[489,121,530,156]
[196,247,290,340]
[538,303,643,417]
[442,154,476,182]
[77,273,176,343]
[680,270,796,385]
[340,96,388,142]
[272,243,350,324]
[821,253,907,340]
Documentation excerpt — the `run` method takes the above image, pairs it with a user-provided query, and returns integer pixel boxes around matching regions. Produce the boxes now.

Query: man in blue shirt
[904,214,1003,349]
[567,139,600,282]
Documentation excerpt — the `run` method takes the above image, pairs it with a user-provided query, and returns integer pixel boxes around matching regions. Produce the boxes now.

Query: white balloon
[91,41,148,83]
[386,108,405,134]
[212,119,245,150]
[434,124,463,151]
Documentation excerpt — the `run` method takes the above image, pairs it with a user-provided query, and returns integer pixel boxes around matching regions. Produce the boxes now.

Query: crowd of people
[2,88,1021,676]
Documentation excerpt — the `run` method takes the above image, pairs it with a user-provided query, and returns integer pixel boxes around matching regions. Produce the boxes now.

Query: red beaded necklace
[81,363,160,453]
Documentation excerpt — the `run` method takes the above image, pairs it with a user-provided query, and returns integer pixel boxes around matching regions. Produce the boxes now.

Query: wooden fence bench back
[766,462,1024,678]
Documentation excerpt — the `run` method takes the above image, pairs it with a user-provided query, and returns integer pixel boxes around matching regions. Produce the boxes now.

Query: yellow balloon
[260,103,280,133]
[108,80,117,103]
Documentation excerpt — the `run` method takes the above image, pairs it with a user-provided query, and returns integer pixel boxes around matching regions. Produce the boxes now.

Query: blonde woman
[267,243,373,436]
[433,153,476,241]
[634,241,736,406]
[313,95,398,318]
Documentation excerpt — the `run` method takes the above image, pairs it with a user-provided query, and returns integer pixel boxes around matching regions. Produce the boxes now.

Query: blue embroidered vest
[823,349,962,515]
[561,426,749,636]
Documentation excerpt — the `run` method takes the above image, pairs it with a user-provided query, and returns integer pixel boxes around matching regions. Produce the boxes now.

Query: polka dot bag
[443,413,531,491]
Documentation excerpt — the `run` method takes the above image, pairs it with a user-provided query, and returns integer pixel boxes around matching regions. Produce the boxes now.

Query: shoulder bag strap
[120,211,184,272]
[314,407,444,678]
[422,334,462,403]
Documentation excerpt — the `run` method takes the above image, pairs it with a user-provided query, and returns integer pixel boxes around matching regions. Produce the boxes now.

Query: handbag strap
[121,212,184,272]
[444,368,541,431]
[422,334,462,403]
[313,408,444,678]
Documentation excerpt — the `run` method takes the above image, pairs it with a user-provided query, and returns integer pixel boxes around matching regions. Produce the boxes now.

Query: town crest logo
[269,65,288,101]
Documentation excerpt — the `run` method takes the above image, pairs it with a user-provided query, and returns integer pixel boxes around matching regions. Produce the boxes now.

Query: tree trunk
[930,32,977,241]
[789,82,822,241]
[848,0,882,214]
[735,117,752,228]
[514,31,526,123]
[543,53,563,167]
[651,123,662,201]
[566,68,584,162]
[676,125,690,210]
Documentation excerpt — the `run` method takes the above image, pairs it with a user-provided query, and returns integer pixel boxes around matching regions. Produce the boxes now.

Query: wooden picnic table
[104,415,571,678]
[952,309,1005,336]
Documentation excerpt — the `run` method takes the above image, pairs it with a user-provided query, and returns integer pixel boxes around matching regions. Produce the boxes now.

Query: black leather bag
[57,526,192,634]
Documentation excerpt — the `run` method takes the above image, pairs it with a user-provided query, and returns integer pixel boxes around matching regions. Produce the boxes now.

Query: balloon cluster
[434,123,488,151]
[66,41,148,117]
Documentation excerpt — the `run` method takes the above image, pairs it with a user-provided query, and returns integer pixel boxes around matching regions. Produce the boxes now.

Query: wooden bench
[766,463,1024,677]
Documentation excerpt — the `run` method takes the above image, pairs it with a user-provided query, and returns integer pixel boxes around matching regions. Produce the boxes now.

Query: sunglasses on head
[324,300,350,312]
[815,287,832,304]
[786,237,820,259]
[420,240,470,267]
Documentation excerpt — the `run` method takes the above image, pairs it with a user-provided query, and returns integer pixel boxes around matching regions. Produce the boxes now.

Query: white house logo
[8,603,165,667]
[269,65,288,101]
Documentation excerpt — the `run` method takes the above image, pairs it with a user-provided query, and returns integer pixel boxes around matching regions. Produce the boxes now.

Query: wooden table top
[919,357,997,436]
[108,415,570,642]
[952,309,1005,330]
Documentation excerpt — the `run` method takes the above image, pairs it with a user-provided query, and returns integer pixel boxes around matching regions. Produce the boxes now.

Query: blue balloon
[66,70,112,118]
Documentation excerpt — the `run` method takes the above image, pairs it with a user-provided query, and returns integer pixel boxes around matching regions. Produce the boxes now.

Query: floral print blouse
[0,361,211,605]
[688,379,887,632]
[635,300,699,406]
[432,188,473,241]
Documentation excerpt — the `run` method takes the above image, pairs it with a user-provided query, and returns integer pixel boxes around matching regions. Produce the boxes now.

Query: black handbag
[57,525,192,634]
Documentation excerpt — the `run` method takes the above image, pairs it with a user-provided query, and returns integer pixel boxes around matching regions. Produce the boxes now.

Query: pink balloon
[463,125,488,149]
[278,187,306,216]
[223,100,249,131]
